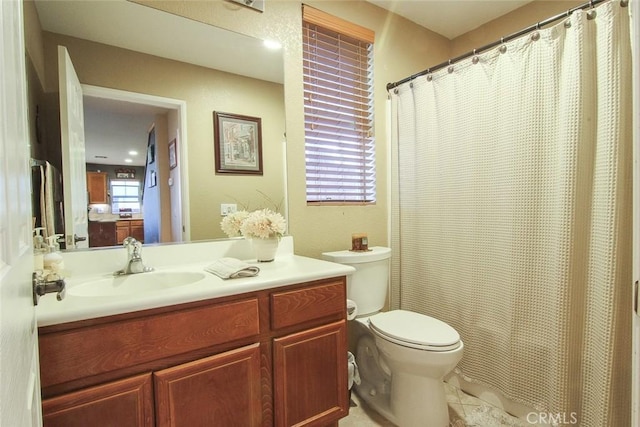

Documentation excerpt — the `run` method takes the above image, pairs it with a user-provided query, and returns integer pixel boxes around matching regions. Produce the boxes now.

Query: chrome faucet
[114,237,154,276]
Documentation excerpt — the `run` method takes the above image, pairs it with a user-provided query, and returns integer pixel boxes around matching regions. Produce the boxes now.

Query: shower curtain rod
[386,0,625,91]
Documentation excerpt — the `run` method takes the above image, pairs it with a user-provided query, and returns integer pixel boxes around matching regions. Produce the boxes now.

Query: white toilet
[322,247,464,427]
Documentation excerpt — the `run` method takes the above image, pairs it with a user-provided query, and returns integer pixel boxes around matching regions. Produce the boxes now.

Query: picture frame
[147,143,155,165]
[168,139,178,170]
[213,111,263,175]
[148,170,157,188]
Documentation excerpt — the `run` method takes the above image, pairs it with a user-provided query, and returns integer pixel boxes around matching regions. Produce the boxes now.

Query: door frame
[632,0,639,424]
[81,85,190,242]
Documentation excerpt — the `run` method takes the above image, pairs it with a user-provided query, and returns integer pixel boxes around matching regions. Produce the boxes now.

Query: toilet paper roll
[346,299,358,320]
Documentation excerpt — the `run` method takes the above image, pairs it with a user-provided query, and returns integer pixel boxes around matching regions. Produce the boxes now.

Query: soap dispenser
[44,234,65,277]
[33,227,47,271]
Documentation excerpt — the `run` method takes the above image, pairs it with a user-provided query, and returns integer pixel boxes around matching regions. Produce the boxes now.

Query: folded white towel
[204,258,260,279]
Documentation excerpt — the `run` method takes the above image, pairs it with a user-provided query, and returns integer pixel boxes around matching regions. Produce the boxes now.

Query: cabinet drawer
[39,298,260,388]
[270,279,345,330]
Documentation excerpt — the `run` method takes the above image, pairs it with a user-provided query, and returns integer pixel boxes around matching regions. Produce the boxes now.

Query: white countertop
[36,237,355,327]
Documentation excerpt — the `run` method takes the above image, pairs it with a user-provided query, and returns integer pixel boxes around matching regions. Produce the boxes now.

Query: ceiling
[366,0,534,40]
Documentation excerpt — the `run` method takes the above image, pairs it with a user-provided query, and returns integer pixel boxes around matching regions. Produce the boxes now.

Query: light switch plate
[221,204,237,216]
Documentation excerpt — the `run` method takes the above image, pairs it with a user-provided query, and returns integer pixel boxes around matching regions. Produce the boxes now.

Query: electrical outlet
[221,204,237,216]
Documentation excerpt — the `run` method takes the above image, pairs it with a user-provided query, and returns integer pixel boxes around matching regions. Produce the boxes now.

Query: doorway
[82,85,189,245]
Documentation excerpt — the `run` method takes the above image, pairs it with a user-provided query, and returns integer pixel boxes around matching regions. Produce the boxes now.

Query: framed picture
[147,143,155,165]
[148,170,157,188]
[213,111,263,175]
[168,139,178,170]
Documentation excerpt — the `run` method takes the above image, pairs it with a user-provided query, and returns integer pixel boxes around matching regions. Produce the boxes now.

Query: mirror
[27,0,286,249]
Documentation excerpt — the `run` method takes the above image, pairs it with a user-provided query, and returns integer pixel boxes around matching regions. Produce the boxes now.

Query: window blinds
[303,6,376,204]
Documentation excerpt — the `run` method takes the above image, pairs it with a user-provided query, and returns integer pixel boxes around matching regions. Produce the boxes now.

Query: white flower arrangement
[220,210,250,237]
[220,208,286,239]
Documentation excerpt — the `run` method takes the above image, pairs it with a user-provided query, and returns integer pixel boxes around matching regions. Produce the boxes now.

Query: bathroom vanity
[36,237,353,427]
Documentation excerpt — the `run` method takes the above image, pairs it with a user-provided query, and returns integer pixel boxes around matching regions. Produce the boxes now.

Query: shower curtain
[389,2,632,425]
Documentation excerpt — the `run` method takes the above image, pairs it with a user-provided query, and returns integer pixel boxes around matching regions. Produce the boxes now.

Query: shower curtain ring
[531,26,541,41]
[472,49,479,64]
[564,9,572,28]
[447,59,454,74]
[499,38,507,54]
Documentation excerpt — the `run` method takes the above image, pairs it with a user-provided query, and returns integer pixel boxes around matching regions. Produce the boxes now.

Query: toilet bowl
[322,247,464,427]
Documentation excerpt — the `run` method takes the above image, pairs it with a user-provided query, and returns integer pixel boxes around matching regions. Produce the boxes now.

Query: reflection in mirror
[26,0,286,250]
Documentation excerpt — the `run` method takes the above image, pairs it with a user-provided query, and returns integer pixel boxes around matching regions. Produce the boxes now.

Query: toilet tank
[321,247,391,316]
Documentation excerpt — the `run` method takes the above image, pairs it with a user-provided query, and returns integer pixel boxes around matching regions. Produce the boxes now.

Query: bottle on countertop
[44,234,65,277]
[33,227,48,271]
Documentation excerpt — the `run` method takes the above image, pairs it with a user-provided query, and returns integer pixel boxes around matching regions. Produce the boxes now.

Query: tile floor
[339,383,533,427]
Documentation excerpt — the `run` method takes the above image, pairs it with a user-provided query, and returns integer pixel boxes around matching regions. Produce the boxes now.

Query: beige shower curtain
[389,2,632,425]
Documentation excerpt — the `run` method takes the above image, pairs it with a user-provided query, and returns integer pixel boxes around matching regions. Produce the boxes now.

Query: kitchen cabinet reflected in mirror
[26,0,286,250]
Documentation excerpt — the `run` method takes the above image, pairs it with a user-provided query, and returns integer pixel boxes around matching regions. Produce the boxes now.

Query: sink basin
[68,271,206,297]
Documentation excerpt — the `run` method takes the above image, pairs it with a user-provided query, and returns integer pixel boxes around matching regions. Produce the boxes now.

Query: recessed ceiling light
[263,39,282,50]
[124,158,133,163]
[128,150,138,156]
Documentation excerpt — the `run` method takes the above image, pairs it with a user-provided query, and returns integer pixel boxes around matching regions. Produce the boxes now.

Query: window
[303,6,376,204]
[111,180,141,213]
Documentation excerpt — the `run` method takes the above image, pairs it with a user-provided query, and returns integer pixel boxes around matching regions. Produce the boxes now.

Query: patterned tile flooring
[339,383,533,427]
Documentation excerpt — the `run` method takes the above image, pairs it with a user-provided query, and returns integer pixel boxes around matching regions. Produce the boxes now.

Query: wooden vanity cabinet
[39,277,349,427]
[87,172,108,204]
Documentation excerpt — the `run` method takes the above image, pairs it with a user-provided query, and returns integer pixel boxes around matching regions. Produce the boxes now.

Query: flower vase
[252,237,279,262]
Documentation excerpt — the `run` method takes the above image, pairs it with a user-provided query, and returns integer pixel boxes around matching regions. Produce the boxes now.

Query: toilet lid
[368,310,461,351]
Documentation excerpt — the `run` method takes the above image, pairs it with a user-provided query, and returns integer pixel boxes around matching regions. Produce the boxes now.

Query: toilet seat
[369,310,461,351]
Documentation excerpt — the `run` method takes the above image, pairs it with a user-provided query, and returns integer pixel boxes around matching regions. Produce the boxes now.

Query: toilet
[322,247,464,427]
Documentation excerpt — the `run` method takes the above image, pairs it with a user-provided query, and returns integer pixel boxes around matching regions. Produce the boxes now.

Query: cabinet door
[130,219,144,242]
[86,172,108,204]
[116,221,129,244]
[88,221,116,247]
[42,373,154,427]
[154,343,263,427]
[273,321,348,427]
